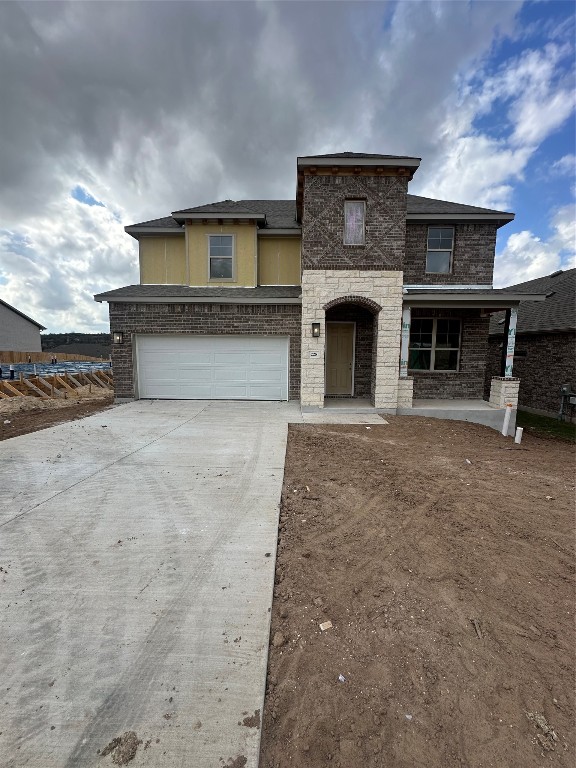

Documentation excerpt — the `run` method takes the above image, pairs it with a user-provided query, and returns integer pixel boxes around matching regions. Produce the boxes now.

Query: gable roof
[171,199,299,229]
[490,268,576,334]
[126,195,512,234]
[0,298,46,330]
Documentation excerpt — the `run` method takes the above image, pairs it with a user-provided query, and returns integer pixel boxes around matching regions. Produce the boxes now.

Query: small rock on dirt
[272,632,286,647]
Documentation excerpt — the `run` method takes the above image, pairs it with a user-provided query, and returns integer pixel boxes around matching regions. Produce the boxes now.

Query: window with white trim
[408,318,461,371]
[426,226,454,273]
[344,200,365,245]
[208,235,234,280]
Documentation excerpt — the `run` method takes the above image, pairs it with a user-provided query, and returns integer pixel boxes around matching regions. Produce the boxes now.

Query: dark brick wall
[325,305,375,398]
[485,332,576,415]
[109,302,302,400]
[404,222,497,284]
[301,174,408,270]
[410,308,490,399]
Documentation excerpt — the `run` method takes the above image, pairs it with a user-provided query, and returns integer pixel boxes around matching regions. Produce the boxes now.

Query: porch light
[112,331,124,344]
[311,323,321,338]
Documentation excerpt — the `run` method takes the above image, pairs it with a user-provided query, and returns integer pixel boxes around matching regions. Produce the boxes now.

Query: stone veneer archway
[300,270,405,409]
[324,296,381,402]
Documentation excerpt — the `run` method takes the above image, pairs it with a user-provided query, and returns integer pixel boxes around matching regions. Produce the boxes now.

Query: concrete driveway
[0,400,301,768]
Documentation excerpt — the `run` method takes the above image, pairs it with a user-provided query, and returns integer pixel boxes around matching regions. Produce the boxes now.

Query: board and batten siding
[139,236,186,284]
[258,237,301,285]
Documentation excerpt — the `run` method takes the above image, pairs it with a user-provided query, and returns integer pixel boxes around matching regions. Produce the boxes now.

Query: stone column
[489,376,520,408]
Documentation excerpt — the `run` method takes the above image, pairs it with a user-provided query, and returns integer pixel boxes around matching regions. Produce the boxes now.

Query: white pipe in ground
[502,403,513,436]
[514,427,523,444]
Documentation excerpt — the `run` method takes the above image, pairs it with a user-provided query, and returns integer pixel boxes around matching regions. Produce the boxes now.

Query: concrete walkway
[0,400,305,768]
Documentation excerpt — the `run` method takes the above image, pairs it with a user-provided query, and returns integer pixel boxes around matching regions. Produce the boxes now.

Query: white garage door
[136,335,289,400]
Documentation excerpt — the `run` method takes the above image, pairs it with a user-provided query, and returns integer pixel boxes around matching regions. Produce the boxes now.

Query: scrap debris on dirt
[0,391,114,440]
[100,731,142,765]
[260,417,574,768]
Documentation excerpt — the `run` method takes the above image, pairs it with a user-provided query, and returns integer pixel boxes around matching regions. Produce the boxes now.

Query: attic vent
[550,270,563,277]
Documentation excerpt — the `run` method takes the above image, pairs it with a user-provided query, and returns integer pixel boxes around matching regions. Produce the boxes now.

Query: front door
[325,322,355,395]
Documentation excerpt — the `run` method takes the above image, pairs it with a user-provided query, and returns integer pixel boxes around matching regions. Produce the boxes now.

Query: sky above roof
[0,0,574,333]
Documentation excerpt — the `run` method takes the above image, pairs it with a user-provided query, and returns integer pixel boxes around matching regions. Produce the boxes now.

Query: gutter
[95,295,302,305]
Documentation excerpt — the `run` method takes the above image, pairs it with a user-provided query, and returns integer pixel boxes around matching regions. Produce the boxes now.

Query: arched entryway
[323,296,381,404]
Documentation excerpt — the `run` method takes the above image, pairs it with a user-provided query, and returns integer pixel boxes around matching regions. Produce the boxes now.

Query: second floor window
[409,318,461,371]
[209,235,234,280]
[426,226,454,273]
[344,201,365,245]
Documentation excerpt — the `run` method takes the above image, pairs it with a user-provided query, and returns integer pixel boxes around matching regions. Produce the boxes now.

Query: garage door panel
[249,384,285,399]
[177,367,214,382]
[178,352,214,365]
[137,335,288,401]
[216,367,248,382]
[247,368,284,383]
[249,351,285,366]
[178,384,214,398]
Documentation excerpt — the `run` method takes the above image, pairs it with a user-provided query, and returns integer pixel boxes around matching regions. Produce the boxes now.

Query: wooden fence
[0,350,109,363]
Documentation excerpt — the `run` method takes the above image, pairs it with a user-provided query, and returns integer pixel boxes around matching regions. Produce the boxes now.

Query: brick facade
[410,308,490,399]
[403,222,497,285]
[109,302,302,400]
[485,331,576,416]
[301,174,408,271]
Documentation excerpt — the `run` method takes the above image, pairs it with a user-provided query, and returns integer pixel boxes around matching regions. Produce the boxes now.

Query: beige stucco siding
[140,237,186,284]
[258,238,301,285]
[186,224,257,287]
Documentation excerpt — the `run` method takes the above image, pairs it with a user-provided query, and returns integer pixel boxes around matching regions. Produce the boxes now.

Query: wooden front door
[325,322,355,395]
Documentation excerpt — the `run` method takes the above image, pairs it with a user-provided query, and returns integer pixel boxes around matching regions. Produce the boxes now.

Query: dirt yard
[0,389,114,441]
[260,417,575,768]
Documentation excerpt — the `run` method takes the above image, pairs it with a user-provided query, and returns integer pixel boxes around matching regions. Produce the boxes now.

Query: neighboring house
[94,152,543,424]
[485,268,576,419]
[0,299,45,352]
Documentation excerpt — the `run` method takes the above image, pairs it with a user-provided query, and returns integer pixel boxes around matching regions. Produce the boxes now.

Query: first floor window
[426,226,454,273]
[209,235,234,279]
[408,318,461,371]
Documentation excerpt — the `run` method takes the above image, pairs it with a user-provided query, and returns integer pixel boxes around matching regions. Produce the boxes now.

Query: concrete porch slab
[398,399,514,434]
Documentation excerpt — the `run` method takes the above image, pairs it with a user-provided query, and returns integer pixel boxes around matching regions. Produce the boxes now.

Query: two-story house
[95,152,543,429]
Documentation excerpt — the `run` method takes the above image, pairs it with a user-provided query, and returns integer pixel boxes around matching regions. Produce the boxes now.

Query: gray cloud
[0,0,573,332]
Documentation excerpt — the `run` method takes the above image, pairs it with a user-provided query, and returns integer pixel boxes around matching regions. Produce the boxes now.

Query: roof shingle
[490,269,576,334]
[127,195,511,231]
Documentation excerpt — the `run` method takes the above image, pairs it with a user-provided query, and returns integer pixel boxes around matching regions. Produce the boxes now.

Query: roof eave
[94,294,301,305]
[124,226,184,238]
[171,212,267,224]
[0,299,46,329]
[258,228,301,236]
[404,291,546,309]
[297,156,421,168]
[406,212,515,227]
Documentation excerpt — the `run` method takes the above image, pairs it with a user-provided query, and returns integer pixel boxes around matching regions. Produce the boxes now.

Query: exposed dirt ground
[260,417,575,768]
[0,389,114,440]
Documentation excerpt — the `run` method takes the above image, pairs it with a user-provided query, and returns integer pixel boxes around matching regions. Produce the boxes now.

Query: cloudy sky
[0,0,574,333]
